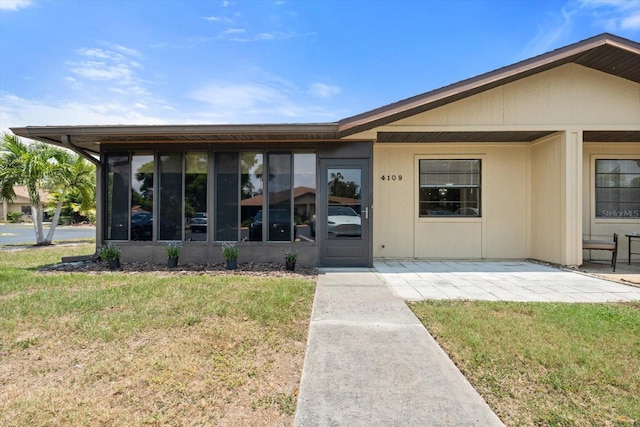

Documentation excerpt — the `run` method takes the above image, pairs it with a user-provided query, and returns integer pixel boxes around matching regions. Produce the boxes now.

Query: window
[241,152,263,241]
[326,167,362,239]
[294,153,316,242]
[215,152,239,241]
[267,154,292,241]
[246,153,315,242]
[105,154,130,240]
[185,152,208,241]
[419,159,481,217]
[131,154,154,241]
[595,159,640,218]
[159,153,182,241]
[104,150,316,243]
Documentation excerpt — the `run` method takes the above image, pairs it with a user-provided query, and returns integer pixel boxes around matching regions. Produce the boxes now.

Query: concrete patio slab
[376,261,640,302]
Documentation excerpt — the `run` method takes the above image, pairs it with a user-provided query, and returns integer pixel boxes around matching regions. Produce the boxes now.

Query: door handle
[364,207,369,219]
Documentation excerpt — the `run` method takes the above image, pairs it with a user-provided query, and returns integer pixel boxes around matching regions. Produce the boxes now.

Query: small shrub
[284,248,297,263]
[59,215,73,225]
[166,241,181,258]
[221,242,239,261]
[7,212,23,223]
[99,242,120,261]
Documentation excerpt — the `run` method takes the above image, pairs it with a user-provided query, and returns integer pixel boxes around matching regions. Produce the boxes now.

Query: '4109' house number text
[380,175,403,181]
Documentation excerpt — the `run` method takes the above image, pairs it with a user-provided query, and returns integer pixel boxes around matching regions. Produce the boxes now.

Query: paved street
[0,223,95,246]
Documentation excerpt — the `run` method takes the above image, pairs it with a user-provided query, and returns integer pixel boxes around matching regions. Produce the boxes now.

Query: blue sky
[1,0,639,134]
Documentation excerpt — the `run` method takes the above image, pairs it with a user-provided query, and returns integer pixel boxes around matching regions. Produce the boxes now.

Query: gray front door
[318,158,371,267]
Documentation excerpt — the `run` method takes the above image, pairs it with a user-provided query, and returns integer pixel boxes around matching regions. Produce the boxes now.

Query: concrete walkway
[294,270,504,426]
[294,261,640,426]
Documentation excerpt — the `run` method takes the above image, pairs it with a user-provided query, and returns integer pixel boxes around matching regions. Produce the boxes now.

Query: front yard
[2,242,639,426]
[0,243,315,426]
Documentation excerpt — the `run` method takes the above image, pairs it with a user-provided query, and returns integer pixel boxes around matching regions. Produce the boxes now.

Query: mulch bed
[39,259,318,278]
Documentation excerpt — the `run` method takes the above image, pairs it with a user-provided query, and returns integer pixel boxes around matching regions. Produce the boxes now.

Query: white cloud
[223,28,246,34]
[519,0,640,60]
[203,15,234,24]
[578,0,640,31]
[112,44,142,58]
[256,32,275,41]
[0,94,169,135]
[65,44,149,97]
[189,82,286,111]
[620,12,640,29]
[0,0,33,11]
[186,80,342,123]
[308,83,340,99]
[69,62,134,81]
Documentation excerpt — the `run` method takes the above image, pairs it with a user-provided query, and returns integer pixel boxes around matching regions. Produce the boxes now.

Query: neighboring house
[0,186,48,222]
[11,33,640,267]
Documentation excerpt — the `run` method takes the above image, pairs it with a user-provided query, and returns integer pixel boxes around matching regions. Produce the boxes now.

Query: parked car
[249,209,295,241]
[131,211,153,241]
[454,207,480,216]
[311,205,361,237]
[189,212,207,233]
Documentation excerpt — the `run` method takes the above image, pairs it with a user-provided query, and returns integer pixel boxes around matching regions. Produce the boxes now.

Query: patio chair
[582,233,618,272]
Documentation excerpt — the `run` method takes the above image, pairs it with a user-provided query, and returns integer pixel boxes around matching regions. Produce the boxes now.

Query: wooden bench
[582,233,618,272]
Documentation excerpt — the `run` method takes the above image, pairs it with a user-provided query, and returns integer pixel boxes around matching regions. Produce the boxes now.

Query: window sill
[418,217,482,223]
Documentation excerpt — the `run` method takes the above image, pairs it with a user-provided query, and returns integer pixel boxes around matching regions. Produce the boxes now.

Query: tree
[329,171,360,199]
[45,150,96,230]
[0,133,95,245]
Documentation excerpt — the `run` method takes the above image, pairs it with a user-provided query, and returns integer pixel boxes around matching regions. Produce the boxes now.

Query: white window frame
[416,155,484,222]
[591,155,640,223]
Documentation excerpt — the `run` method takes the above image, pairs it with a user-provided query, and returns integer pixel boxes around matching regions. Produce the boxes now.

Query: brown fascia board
[11,123,339,138]
[10,123,340,155]
[337,33,640,137]
[10,128,66,148]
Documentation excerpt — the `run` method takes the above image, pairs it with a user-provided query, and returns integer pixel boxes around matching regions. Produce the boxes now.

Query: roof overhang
[338,33,640,137]
[376,130,640,144]
[10,123,340,158]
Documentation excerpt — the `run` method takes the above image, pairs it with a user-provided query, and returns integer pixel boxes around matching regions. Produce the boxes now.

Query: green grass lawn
[410,300,640,427]
[4,242,639,426]
[0,243,315,426]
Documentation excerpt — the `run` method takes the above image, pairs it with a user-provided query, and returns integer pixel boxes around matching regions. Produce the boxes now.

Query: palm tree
[0,133,95,245]
[43,150,96,243]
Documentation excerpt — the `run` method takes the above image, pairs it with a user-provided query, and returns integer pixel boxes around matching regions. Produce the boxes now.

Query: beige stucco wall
[582,143,640,262]
[374,143,530,260]
[366,63,639,265]
[1,201,32,221]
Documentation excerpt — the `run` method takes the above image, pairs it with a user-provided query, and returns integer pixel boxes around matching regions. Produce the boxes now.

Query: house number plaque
[380,175,403,181]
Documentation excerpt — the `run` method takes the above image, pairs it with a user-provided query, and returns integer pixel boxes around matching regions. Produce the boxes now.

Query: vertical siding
[483,146,529,258]
[530,134,564,264]
[373,145,415,258]
[386,64,640,128]
[373,143,529,260]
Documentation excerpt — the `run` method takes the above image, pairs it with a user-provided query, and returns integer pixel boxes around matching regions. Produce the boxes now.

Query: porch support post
[563,130,583,267]
[95,161,103,253]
